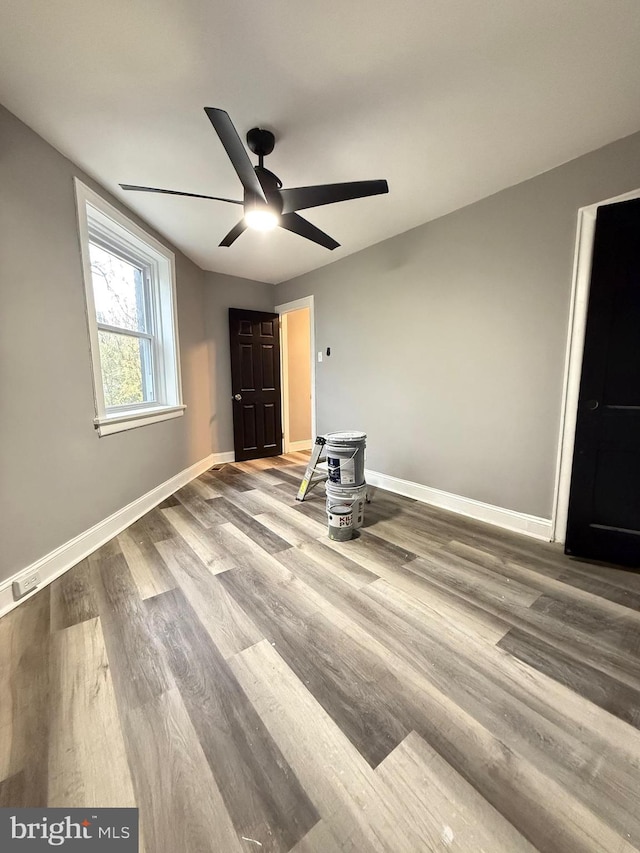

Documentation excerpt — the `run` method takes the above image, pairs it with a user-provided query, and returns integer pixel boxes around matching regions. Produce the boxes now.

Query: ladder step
[296,436,327,501]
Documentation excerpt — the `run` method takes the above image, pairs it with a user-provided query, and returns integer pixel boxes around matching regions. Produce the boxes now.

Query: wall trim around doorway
[275,295,316,452]
[551,186,640,544]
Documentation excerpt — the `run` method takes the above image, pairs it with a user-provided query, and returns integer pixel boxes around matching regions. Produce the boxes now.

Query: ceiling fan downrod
[246,127,275,169]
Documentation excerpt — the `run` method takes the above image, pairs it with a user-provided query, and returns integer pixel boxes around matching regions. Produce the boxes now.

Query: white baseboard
[365,468,553,541]
[0,451,228,620]
[287,439,312,452]
[209,450,236,465]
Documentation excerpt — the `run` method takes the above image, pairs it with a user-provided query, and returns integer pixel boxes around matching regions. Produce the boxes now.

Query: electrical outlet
[12,571,40,600]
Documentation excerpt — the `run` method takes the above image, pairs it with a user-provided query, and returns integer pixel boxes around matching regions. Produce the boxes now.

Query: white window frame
[75,179,185,436]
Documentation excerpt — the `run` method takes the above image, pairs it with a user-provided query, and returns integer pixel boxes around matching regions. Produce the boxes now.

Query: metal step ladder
[296,436,328,501]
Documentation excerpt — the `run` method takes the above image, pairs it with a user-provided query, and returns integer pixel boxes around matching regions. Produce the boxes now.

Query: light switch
[317,351,323,362]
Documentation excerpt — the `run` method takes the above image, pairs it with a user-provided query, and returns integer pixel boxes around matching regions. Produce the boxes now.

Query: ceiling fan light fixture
[244,207,279,231]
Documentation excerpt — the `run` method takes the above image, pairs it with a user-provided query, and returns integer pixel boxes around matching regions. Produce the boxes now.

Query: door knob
[233,393,242,401]
[586,399,599,410]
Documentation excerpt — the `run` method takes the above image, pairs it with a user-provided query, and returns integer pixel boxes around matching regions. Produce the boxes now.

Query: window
[75,179,184,436]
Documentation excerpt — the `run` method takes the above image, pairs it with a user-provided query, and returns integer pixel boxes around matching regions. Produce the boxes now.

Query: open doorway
[276,296,316,453]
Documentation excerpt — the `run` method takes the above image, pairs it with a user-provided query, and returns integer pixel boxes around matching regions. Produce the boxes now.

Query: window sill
[94,404,186,436]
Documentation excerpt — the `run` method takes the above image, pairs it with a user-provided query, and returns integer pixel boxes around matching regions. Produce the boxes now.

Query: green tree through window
[89,243,154,408]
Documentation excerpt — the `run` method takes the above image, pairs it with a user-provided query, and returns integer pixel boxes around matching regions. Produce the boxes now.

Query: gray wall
[275,131,640,519]
[0,105,214,582]
[203,273,275,454]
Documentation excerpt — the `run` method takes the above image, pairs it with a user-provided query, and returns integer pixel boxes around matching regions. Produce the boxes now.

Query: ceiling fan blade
[280,213,339,250]
[219,219,248,248]
[279,179,388,214]
[204,107,267,204]
[119,184,242,204]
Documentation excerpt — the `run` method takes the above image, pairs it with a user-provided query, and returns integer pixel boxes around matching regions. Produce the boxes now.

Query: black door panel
[229,308,283,461]
[565,198,640,567]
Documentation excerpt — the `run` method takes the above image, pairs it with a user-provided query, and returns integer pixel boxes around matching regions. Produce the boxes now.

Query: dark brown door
[229,308,283,462]
[565,198,640,568]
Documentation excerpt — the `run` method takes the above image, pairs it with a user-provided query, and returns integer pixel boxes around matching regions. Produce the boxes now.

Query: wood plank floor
[2,452,640,852]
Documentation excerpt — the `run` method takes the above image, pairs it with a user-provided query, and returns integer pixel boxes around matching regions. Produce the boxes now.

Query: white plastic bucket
[327,503,354,541]
[326,431,366,486]
[325,482,367,528]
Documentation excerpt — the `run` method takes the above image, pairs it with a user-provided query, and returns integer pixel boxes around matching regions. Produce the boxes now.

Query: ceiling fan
[120,107,389,250]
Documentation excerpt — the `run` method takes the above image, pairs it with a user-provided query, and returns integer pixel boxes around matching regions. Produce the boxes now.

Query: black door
[229,308,283,462]
[565,197,640,567]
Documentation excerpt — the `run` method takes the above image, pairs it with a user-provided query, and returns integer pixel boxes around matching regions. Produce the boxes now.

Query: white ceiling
[1,1,640,284]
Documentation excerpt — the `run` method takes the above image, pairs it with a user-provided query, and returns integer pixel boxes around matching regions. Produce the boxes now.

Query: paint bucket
[325,481,367,528]
[325,431,366,486]
[327,503,354,541]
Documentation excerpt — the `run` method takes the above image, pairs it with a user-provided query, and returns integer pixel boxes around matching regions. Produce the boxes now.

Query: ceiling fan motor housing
[251,166,283,214]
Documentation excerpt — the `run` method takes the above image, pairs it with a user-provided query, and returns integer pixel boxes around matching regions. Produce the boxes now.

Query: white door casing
[275,295,316,452]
